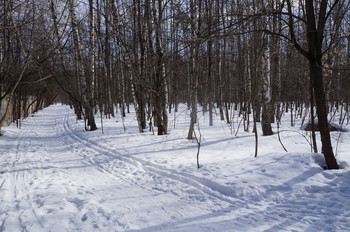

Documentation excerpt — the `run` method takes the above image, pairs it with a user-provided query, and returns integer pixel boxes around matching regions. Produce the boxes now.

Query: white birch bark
[110,0,144,133]
[69,0,97,130]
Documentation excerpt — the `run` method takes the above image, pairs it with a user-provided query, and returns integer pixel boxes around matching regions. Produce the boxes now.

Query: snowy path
[0,106,234,231]
[1,104,350,231]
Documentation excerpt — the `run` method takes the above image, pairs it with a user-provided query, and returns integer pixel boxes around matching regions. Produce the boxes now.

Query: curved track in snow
[0,105,235,231]
[62,108,242,207]
[1,104,350,232]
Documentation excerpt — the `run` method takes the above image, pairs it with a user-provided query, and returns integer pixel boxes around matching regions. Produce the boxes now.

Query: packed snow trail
[1,104,350,232]
[0,105,233,231]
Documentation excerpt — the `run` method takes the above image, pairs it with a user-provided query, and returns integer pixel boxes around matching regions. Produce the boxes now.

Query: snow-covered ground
[1,104,350,232]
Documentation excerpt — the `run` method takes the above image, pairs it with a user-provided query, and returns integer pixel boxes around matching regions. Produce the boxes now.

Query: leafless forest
[0,0,349,169]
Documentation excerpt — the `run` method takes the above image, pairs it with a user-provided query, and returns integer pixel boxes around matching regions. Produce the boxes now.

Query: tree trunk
[152,0,168,135]
[286,0,339,169]
[110,0,145,133]
[187,0,201,139]
[310,60,338,169]
[261,104,273,136]
[69,0,97,131]
[305,0,338,169]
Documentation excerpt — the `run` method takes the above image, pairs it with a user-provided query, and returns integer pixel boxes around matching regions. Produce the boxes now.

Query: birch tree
[152,0,168,135]
[68,0,97,131]
[187,0,201,140]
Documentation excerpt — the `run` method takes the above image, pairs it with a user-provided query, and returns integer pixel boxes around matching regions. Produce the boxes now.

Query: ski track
[60,108,247,231]
[0,108,128,231]
[62,108,243,208]
[2,104,350,231]
[1,105,238,231]
[1,117,45,231]
[61,106,350,232]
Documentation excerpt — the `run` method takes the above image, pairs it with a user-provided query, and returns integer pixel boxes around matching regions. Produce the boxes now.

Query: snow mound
[301,120,347,132]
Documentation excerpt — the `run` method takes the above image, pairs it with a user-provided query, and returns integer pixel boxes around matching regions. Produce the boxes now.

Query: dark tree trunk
[310,60,338,169]
[286,0,339,169]
[261,104,273,136]
[305,0,339,169]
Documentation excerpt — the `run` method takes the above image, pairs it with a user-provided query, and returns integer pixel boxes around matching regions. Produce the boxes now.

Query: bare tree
[68,0,97,131]
[187,0,202,140]
[285,0,340,169]
[151,0,168,135]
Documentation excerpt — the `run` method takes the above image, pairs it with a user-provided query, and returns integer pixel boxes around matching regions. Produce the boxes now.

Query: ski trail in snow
[63,108,242,207]
[61,109,146,187]
[1,117,44,231]
[2,104,350,231]
[0,107,129,231]
[58,105,236,230]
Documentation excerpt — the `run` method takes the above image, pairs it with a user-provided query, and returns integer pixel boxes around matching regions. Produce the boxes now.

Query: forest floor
[1,104,350,232]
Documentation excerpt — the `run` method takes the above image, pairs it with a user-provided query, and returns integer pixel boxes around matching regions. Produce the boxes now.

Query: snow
[1,104,350,232]
[300,119,348,132]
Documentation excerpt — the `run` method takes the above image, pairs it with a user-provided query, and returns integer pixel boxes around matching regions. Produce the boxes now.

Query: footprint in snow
[81,213,88,222]
[66,197,86,210]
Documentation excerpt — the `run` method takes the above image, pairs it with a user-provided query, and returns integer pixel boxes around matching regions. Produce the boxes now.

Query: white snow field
[1,104,350,232]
